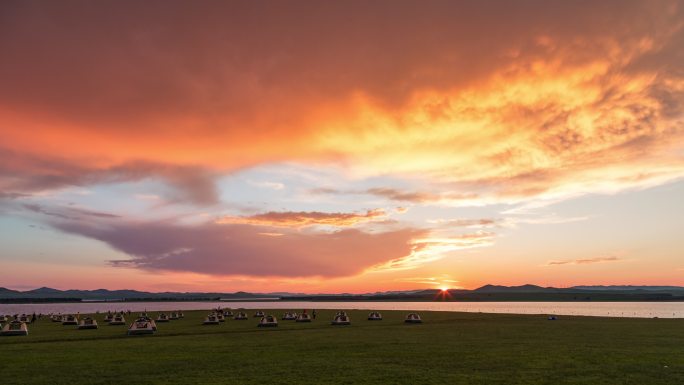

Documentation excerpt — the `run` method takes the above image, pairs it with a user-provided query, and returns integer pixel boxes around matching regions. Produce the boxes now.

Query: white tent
[258,315,278,327]
[331,314,351,325]
[128,318,155,335]
[368,312,383,321]
[281,312,296,320]
[78,317,99,330]
[1,321,28,336]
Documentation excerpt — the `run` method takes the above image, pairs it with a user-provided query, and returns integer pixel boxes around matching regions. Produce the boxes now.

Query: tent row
[201,311,422,327]
[0,311,426,337]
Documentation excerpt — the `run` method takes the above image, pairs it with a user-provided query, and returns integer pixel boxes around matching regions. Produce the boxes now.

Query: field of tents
[1,309,683,384]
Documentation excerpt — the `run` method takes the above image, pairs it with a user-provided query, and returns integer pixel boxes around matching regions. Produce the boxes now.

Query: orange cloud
[0,1,682,210]
[216,209,386,228]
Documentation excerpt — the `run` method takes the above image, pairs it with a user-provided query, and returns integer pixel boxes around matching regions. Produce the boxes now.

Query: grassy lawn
[1,309,683,384]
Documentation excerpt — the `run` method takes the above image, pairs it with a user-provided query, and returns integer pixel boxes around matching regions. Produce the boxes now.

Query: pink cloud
[52,218,427,278]
[0,148,219,205]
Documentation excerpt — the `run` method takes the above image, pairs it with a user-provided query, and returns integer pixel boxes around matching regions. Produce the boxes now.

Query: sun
[435,286,452,300]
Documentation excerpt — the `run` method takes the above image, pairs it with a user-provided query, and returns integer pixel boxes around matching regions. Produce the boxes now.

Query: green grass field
[1,309,683,384]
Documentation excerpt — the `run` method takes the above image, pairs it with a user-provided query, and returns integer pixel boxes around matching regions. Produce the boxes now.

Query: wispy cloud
[513,216,590,225]
[373,231,495,272]
[22,203,121,220]
[547,256,621,266]
[364,188,439,203]
[427,218,499,228]
[134,194,161,201]
[248,180,285,190]
[216,209,386,228]
[396,275,460,287]
[310,187,478,204]
[0,192,29,200]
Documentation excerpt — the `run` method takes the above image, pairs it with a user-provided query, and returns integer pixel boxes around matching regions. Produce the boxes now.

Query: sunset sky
[1,0,683,293]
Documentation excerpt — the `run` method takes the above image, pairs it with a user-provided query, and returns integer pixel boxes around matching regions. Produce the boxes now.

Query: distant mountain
[0,287,273,301]
[474,284,552,293]
[571,285,684,291]
[0,287,22,297]
[3,284,684,302]
[26,286,63,295]
[473,284,684,294]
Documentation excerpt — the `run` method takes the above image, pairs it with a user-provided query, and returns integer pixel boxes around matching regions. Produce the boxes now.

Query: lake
[2,301,684,318]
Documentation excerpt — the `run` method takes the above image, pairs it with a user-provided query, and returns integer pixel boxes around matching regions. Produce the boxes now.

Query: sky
[0,0,683,293]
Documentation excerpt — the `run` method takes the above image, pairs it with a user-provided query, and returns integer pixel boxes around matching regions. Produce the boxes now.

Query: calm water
[2,301,684,318]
